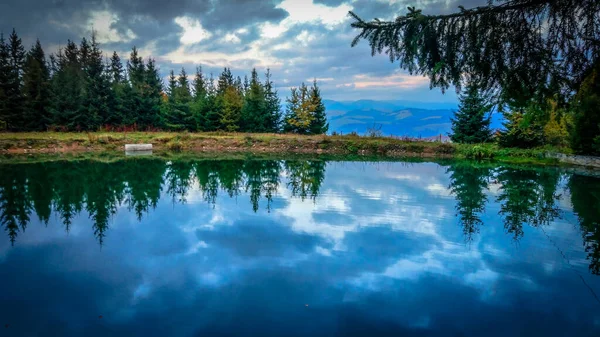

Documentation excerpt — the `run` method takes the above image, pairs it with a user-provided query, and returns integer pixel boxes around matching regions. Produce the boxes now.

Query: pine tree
[220,85,243,131]
[142,57,163,129]
[127,47,145,88]
[449,83,492,144]
[126,47,145,128]
[175,67,192,104]
[167,69,177,101]
[240,68,266,132]
[109,51,124,84]
[106,51,125,126]
[308,79,328,134]
[22,39,51,131]
[193,66,206,102]
[4,29,25,130]
[217,67,234,95]
[202,73,221,131]
[0,34,12,130]
[49,41,84,129]
[80,33,110,130]
[163,69,191,130]
[263,68,281,132]
[283,87,300,133]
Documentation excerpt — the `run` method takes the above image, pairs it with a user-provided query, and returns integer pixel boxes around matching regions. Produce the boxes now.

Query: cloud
[352,72,431,89]
[174,16,212,45]
[88,10,137,44]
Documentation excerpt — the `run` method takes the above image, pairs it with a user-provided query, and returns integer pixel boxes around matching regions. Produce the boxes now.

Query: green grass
[0,132,575,167]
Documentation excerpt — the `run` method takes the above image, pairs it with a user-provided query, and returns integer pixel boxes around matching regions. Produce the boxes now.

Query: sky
[0,0,487,102]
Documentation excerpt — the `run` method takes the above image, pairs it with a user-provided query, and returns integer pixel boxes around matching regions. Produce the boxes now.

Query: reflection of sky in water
[1,161,599,336]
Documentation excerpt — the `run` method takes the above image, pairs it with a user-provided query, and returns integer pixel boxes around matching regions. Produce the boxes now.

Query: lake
[1,158,599,336]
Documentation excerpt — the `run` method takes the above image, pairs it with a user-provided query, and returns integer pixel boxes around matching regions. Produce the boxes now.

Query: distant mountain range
[324,99,503,137]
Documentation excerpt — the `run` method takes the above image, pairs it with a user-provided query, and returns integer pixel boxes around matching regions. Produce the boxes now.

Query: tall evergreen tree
[106,51,125,126]
[0,34,9,130]
[4,29,25,130]
[141,57,163,128]
[263,68,281,132]
[202,73,221,131]
[22,40,51,131]
[240,68,266,132]
[220,85,243,131]
[175,67,192,104]
[193,66,206,102]
[126,47,145,128]
[308,79,328,134]
[49,41,84,129]
[80,33,111,130]
[449,83,492,144]
[217,67,234,95]
[283,87,300,133]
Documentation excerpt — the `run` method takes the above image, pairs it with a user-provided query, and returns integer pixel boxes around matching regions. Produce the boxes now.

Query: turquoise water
[0,158,599,336]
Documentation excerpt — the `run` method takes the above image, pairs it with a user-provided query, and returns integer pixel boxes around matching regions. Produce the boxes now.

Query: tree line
[0,29,328,134]
[1,158,598,275]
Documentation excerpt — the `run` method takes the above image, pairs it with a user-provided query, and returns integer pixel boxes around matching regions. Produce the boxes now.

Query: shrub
[166,140,183,152]
[463,145,495,159]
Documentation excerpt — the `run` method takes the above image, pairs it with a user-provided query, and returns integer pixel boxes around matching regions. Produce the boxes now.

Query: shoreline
[0,131,578,167]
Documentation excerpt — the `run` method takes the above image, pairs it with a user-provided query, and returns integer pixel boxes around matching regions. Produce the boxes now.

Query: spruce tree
[263,68,281,132]
[217,67,234,95]
[49,41,84,130]
[192,66,206,101]
[22,40,51,131]
[0,34,12,130]
[4,29,25,130]
[106,51,125,126]
[308,79,328,135]
[126,47,145,128]
[240,68,266,132]
[283,87,300,133]
[80,33,110,130]
[202,73,221,131]
[220,85,243,131]
[449,83,492,144]
[175,67,192,104]
[142,57,163,129]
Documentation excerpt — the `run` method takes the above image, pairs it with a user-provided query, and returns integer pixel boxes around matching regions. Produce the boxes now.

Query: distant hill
[324,99,503,137]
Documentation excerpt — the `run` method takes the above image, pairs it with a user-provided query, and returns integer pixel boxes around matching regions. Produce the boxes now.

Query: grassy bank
[0,132,565,165]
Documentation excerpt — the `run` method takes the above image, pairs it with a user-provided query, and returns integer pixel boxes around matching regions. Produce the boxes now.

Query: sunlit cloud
[174,16,212,45]
[351,72,431,89]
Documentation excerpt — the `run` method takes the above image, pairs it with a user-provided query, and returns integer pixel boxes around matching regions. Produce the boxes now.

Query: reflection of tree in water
[496,168,561,240]
[0,158,323,246]
[165,161,195,204]
[123,159,165,220]
[447,163,491,243]
[284,160,326,201]
[569,175,600,275]
[0,165,32,244]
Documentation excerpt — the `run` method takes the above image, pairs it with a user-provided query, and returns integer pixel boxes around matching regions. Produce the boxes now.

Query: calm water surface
[1,158,599,336]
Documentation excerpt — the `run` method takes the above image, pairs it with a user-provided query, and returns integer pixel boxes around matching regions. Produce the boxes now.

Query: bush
[166,140,183,152]
[463,145,495,159]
